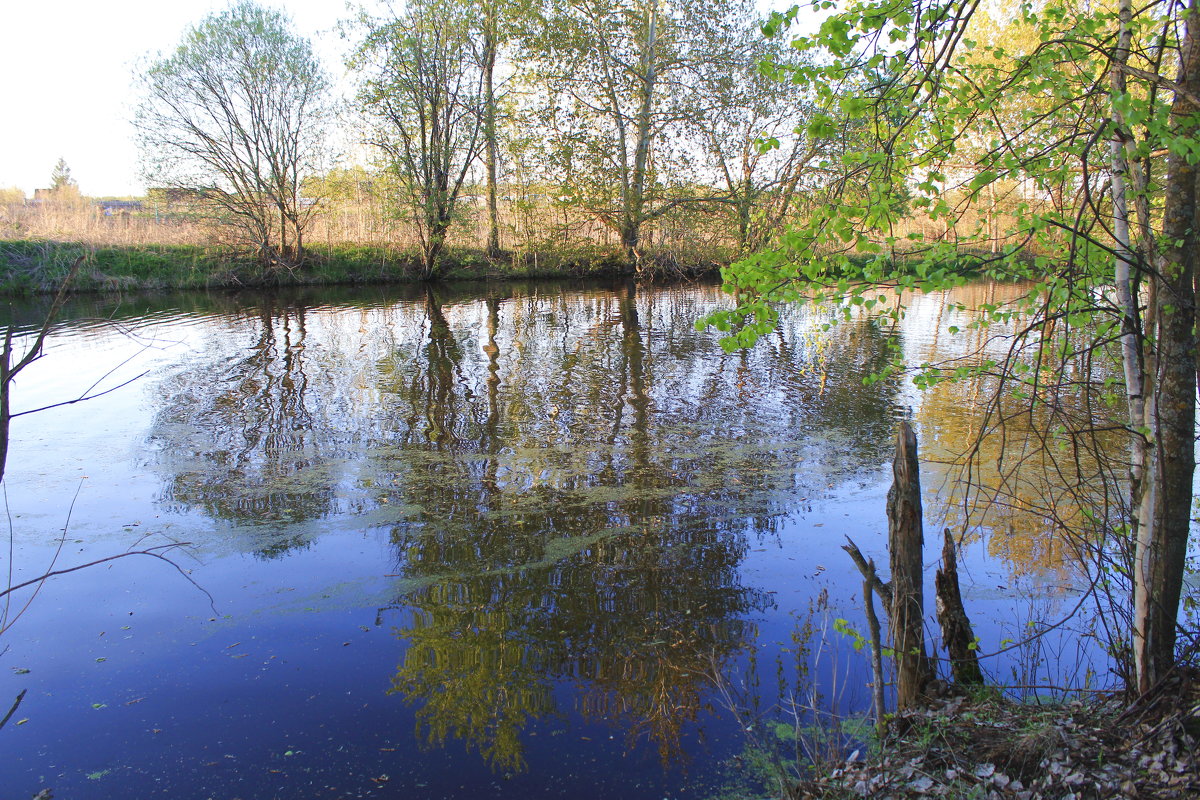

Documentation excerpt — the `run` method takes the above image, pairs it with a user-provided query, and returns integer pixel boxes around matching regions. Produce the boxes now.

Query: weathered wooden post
[887,421,931,710]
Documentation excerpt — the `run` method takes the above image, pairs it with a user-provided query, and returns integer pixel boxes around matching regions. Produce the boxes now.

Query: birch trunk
[1133,0,1200,693]
[482,2,500,257]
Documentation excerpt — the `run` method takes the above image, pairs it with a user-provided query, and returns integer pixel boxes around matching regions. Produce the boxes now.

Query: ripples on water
[0,280,1125,798]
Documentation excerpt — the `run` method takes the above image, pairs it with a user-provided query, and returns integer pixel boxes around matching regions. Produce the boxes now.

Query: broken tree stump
[935,527,984,686]
[887,421,932,710]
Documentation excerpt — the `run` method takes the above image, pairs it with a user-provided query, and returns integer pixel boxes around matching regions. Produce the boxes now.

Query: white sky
[0,0,796,198]
[0,1,353,198]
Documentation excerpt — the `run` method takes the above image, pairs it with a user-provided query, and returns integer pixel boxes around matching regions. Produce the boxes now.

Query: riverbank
[0,238,1025,295]
[786,672,1200,799]
[0,239,725,294]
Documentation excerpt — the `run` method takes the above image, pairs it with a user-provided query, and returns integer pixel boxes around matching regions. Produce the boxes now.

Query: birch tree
[708,0,1198,694]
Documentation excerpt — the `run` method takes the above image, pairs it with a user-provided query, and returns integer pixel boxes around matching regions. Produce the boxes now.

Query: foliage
[516,0,779,264]
[135,1,331,269]
[705,0,1198,694]
[26,0,861,275]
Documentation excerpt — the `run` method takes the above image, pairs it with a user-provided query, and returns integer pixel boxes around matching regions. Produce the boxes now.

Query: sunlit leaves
[699,0,1183,419]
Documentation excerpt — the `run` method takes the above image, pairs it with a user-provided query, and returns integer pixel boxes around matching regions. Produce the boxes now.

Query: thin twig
[10,371,149,419]
[3,479,83,634]
[0,688,26,730]
[0,543,214,614]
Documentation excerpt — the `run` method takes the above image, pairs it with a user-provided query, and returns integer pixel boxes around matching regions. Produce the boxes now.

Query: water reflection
[142,281,903,766]
[367,283,897,768]
[151,300,345,555]
[127,278,1137,772]
[904,285,1129,586]
[1,279,1156,800]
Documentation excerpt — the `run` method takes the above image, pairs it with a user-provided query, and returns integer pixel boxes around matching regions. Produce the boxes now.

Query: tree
[45,157,83,206]
[520,0,760,266]
[49,158,75,192]
[481,0,502,257]
[135,1,331,269]
[350,0,486,279]
[679,15,829,253]
[478,0,510,257]
[473,0,541,258]
[709,0,1198,695]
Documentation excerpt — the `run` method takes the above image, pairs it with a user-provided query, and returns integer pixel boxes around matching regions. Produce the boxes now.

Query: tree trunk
[935,528,983,686]
[1110,0,1148,575]
[626,0,658,268]
[620,219,641,267]
[1133,0,1200,693]
[737,182,753,253]
[0,330,11,485]
[482,4,501,258]
[422,222,449,280]
[887,421,931,709]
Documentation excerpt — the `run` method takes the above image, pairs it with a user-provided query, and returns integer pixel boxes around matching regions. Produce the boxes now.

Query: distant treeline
[0,0,1050,289]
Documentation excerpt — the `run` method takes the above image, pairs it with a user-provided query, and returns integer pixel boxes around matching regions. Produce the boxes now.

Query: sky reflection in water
[0,280,1109,798]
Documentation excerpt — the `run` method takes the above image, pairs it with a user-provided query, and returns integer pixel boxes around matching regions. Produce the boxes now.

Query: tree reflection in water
[145,281,916,770]
[371,283,896,769]
[153,300,339,555]
[907,284,1130,589]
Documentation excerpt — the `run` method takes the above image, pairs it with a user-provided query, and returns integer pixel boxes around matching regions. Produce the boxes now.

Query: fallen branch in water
[0,688,26,731]
[0,542,214,613]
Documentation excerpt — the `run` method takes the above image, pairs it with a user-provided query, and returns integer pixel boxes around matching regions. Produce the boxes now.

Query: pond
[1,279,1121,798]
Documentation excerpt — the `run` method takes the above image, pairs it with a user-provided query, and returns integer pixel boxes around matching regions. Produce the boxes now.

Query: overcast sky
[0,1,356,197]
[0,0,794,198]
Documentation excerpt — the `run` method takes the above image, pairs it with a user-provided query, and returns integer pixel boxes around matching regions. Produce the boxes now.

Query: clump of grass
[0,240,247,293]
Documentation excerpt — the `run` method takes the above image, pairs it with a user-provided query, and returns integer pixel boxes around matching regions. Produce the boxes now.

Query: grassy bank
[0,237,1029,296]
[0,239,725,294]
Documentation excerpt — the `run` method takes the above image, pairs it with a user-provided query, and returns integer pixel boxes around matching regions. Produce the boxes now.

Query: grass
[0,240,230,292]
[0,239,723,295]
[0,195,1039,295]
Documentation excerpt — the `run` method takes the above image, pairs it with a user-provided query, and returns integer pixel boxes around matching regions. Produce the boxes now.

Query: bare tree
[135,1,331,270]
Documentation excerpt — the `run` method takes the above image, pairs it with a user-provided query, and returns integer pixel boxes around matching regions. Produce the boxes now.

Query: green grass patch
[0,239,727,294]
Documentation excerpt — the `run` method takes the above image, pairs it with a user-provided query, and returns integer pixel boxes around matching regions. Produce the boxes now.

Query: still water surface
[1,280,1098,798]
